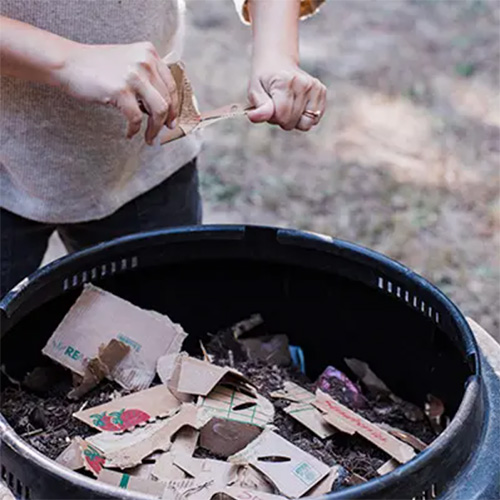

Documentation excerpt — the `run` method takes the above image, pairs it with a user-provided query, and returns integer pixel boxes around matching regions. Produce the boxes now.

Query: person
[0,0,327,297]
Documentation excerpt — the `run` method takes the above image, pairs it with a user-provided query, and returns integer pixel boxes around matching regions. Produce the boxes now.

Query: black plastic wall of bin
[0,225,496,500]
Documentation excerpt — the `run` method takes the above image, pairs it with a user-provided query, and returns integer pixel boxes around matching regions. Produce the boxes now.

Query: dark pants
[0,160,201,297]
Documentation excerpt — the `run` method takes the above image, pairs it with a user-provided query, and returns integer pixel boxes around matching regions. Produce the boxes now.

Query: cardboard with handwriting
[97,468,165,496]
[198,384,274,428]
[175,356,255,397]
[74,384,181,431]
[162,477,227,500]
[229,431,329,498]
[87,404,205,469]
[42,285,187,391]
[314,390,416,463]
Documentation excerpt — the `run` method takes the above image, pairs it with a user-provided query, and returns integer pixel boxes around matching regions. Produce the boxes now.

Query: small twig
[21,428,44,438]
[21,417,71,440]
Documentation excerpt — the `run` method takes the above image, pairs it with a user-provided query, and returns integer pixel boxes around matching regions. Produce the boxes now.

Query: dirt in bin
[1,328,437,482]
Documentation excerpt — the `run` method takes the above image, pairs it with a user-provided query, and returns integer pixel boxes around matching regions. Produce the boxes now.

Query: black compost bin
[0,226,499,500]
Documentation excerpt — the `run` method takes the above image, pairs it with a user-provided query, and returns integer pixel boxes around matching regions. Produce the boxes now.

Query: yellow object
[234,0,326,24]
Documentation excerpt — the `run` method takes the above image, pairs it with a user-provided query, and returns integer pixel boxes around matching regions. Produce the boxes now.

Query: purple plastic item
[315,365,367,409]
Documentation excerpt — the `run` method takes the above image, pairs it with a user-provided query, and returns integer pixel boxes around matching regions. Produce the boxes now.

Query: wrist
[252,52,298,74]
[47,39,84,88]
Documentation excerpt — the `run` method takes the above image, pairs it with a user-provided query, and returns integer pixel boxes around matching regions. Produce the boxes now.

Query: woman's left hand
[247,56,327,131]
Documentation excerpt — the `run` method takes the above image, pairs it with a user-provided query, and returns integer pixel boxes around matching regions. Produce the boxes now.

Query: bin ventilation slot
[63,255,139,291]
[378,277,440,324]
[0,463,30,499]
[412,483,438,500]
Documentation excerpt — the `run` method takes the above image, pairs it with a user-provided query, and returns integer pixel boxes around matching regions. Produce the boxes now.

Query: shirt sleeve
[233,0,326,25]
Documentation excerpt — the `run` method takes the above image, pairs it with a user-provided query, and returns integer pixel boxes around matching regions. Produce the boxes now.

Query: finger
[296,84,323,132]
[247,82,275,123]
[115,90,144,139]
[135,79,170,144]
[156,60,178,128]
[288,76,311,130]
[270,85,294,129]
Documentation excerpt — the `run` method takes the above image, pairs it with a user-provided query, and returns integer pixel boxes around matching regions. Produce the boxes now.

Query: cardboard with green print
[229,430,330,498]
[41,284,187,391]
[73,384,181,432]
[97,468,165,496]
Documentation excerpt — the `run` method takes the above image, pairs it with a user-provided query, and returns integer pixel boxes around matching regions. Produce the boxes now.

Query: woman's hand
[247,56,327,131]
[59,42,178,144]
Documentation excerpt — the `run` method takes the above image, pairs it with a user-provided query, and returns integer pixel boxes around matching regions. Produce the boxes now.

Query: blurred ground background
[45,0,500,338]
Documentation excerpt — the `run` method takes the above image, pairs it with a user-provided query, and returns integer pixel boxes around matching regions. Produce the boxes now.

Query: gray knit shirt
[0,0,323,223]
[0,0,202,223]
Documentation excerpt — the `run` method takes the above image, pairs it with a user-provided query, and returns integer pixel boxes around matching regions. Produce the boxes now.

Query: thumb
[247,83,275,123]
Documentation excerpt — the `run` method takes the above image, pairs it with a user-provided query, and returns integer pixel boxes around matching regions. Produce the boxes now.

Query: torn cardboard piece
[305,465,345,497]
[231,314,264,339]
[156,325,188,385]
[68,340,130,400]
[232,466,276,494]
[240,335,291,366]
[229,430,330,498]
[88,404,205,469]
[284,402,334,440]
[198,384,274,428]
[212,487,287,500]
[74,384,181,431]
[377,459,398,476]
[152,427,199,481]
[344,358,392,397]
[425,394,445,433]
[269,381,315,404]
[200,418,262,457]
[158,63,252,145]
[152,453,187,481]
[314,390,416,463]
[164,353,195,403]
[175,356,255,397]
[174,454,238,485]
[42,285,187,391]
[97,468,165,497]
[123,454,161,480]
[56,438,85,471]
[377,423,428,451]
[270,382,333,439]
[75,437,106,477]
[344,358,424,422]
[162,477,226,500]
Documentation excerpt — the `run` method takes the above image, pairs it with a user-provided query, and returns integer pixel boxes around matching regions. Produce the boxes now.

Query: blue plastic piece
[289,344,306,373]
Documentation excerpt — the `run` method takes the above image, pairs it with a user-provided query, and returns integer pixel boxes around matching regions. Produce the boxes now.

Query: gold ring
[303,109,321,119]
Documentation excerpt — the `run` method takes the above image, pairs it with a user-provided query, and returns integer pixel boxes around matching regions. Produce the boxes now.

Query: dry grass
[186,0,500,338]
[44,0,499,339]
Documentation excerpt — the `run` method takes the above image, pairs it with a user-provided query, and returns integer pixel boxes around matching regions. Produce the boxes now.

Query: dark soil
[0,322,438,485]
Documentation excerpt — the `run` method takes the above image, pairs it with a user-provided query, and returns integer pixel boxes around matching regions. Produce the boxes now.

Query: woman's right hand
[57,42,178,144]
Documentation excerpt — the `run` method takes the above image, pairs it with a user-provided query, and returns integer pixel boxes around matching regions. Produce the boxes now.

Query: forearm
[248,0,300,65]
[0,15,77,86]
